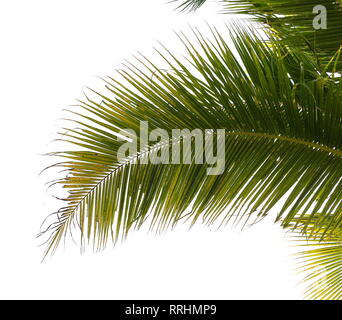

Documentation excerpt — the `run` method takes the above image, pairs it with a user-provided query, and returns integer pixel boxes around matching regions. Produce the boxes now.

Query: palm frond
[176,0,342,70]
[41,26,342,257]
[291,216,342,300]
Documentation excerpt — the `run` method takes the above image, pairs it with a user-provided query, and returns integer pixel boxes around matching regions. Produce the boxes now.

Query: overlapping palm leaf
[176,0,342,70]
[290,216,342,299]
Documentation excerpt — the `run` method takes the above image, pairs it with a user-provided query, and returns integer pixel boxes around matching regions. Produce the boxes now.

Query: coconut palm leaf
[176,0,342,70]
[42,27,342,258]
[291,216,342,300]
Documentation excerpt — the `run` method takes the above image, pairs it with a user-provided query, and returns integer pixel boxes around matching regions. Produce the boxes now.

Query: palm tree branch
[42,27,342,256]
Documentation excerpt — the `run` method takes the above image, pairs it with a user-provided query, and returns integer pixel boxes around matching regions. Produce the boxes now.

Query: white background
[0,0,306,299]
